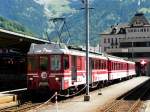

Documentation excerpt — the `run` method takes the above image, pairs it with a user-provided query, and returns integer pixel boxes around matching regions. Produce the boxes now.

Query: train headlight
[29,78,33,80]
[41,72,47,79]
[55,77,59,81]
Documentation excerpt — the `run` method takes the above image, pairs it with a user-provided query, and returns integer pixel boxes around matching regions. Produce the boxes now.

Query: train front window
[63,55,69,70]
[51,55,61,71]
[40,56,48,71]
[28,56,38,72]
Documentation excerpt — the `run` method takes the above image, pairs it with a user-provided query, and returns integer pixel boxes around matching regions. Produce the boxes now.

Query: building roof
[129,13,149,26]
[101,23,128,35]
[0,28,49,53]
[101,13,150,35]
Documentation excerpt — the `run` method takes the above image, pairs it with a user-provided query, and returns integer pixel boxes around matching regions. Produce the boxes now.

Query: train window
[77,57,82,70]
[95,60,99,69]
[103,60,105,69]
[123,64,125,69]
[92,60,94,69]
[112,62,114,70]
[103,61,106,69]
[99,60,101,69]
[106,60,107,68]
[117,63,119,70]
[101,60,103,69]
[40,56,48,71]
[51,55,61,71]
[113,62,115,70]
[28,56,38,72]
[63,55,69,70]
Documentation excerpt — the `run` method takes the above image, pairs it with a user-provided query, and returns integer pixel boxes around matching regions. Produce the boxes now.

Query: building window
[104,47,107,52]
[108,38,110,43]
[104,38,106,43]
[134,29,137,32]
[115,38,118,46]
[147,28,149,32]
[111,38,113,44]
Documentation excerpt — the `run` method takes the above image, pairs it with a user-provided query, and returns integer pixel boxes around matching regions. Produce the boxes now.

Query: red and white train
[27,43,136,91]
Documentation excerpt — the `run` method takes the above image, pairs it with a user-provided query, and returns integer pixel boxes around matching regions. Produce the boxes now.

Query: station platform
[0,88,26,110]
[28,76,149,112]
[0,94,18,109]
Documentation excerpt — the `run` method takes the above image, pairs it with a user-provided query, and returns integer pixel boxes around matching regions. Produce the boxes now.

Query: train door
[39,56,49,85]
[127,63,129,76]
[89,58,93,84]
[107,59,111,80]
[71,56,77,81]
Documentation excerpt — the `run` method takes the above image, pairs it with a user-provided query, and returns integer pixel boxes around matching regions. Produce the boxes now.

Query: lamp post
[132,41,134,61]
[84,0,90,101]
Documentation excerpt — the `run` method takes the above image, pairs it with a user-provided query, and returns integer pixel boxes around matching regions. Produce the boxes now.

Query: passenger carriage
[127,61,136,77]
[107,56,129,80]
[27,43,136,92]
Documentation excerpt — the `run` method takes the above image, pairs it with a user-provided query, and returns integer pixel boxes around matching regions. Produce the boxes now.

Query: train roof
[28,43,68,54]
[102,53,126,62]
[28,43,135,63]
[102,53,134,63]
[28,43,107,59]
[126,60,135,64]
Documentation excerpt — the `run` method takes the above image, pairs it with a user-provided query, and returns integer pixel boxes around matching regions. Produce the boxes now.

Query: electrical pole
[84,0,90,101]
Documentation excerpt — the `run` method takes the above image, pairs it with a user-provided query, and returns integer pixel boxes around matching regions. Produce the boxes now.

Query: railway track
[0,91,54,112]
[1,79,149,112]
[99,79,150,112]
[0,100,55,112]
[0,102,40,112]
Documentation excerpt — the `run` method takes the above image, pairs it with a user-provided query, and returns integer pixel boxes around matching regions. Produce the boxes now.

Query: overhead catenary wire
[63,20,71,44]
[48,17,72,44]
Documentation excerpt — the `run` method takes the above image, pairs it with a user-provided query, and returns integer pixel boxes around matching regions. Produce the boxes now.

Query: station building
[100,13,150,76]
[0,28,49,89]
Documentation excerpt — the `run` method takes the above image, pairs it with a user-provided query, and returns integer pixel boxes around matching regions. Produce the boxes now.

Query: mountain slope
[0,0,150,46]
[0,0,46,37]
[0,16,34,36]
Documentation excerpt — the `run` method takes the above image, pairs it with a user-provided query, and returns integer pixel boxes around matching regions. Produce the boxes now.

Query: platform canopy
[0,28,49,53]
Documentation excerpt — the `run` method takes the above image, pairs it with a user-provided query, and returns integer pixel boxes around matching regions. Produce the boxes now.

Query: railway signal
[140,60,147,76]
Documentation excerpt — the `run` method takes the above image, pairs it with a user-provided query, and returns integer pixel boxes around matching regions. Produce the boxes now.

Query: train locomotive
[27,43,136,92]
